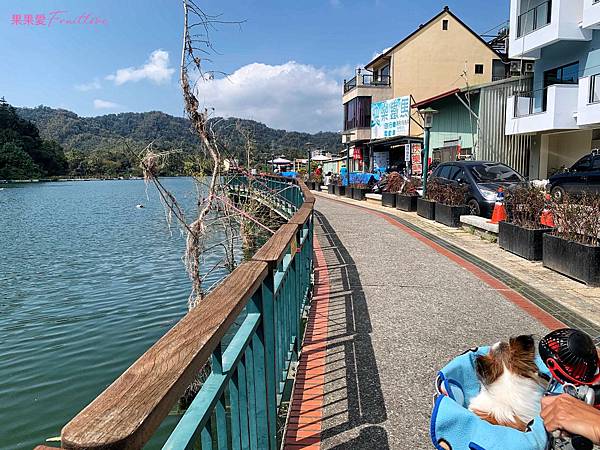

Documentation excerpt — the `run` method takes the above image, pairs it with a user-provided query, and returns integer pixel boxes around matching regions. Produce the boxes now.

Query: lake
[0,178,235,449]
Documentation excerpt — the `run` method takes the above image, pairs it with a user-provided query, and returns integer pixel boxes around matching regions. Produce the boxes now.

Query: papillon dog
[468,335,547,431]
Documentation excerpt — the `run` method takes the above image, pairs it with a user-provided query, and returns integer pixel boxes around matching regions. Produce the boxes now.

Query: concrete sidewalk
[286,196,556,449]
[315,191,600,334]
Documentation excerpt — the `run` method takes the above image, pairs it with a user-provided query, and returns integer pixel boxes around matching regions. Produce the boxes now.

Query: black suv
[430,161,525,217]
[548,151,600,200]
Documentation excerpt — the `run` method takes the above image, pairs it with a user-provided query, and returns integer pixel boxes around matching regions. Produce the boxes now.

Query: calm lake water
[0,178,235,450]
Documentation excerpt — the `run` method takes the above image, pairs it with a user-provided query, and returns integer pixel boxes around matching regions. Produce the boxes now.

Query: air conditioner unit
[510,61,522,74]
[524,62,535,73]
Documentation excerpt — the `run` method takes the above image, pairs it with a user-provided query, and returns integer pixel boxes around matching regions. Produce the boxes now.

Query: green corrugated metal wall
[429,94,480,151]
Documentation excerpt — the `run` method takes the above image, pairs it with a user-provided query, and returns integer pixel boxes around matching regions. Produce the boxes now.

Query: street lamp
[420,107,438,198]
[305,142,313,178]
[341,131,354,187]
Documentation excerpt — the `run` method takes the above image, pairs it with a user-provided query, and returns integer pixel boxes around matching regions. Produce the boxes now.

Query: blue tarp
[279,171,298,178]
[340,172,381,186]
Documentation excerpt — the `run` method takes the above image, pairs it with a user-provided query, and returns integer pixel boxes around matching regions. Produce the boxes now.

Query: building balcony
[509,0,591,59]
[505,84,579,135]
[582,0,600,29]
[342,71,393,104]
[577,74,600,126]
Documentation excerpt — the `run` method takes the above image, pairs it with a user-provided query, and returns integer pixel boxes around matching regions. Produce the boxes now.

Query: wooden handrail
[253,223,298,268]
[61,261,268,449]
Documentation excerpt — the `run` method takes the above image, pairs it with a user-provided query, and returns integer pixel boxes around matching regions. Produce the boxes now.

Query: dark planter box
[345,186,354,199]
[335,185,346,196]
[381,192,396,208]
[327,184,335,194]
[499,221,552,261]
[435,203,469,228]
[543,234,600,286]
[306,181,315,190]
[417,198,436,220]
[352,187,368,201]
[396,194,418,212]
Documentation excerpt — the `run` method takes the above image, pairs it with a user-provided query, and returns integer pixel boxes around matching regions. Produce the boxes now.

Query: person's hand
[541,394,600,444]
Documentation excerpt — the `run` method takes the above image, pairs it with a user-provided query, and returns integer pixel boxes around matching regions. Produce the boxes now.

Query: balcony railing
[343,76,356,93]
[517,0,552,37]
[343,74,391,93]
[362,74,391,87]
[513,88,548,117]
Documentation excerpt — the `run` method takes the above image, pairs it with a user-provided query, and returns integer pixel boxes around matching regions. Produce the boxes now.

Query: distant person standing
[324,171,332,186]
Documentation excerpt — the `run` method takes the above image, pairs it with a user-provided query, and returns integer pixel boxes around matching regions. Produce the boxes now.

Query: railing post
[249,275,278,448]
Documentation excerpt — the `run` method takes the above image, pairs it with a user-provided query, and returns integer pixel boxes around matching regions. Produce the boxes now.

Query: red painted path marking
[284,234,330,449]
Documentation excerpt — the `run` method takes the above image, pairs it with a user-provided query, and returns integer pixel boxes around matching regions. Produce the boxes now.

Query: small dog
[468,335,547,431]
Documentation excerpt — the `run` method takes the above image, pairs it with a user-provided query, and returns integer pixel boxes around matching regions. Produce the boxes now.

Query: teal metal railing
[48,176,314,450]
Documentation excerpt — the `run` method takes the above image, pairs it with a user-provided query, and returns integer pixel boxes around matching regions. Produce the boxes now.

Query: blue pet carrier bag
[430,346,560,450]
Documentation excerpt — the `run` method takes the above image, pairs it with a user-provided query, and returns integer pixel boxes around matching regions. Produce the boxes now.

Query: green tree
[0,142,40,179]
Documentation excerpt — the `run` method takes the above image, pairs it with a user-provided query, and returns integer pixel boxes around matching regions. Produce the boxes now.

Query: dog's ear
[509,335,535,354]
[475,354,495,385]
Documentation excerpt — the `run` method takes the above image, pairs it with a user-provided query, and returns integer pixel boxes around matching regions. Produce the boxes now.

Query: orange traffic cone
[489,187,507,224]
[540,193,555,227]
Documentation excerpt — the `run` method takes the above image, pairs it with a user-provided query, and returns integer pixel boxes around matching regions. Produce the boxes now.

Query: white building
[505,0,600,178]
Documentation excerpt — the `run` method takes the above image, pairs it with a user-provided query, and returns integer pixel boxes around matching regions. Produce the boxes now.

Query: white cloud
[93,99,121,109]
[75,79,101,91]
[106,49,175,85]
[196,61,343,133]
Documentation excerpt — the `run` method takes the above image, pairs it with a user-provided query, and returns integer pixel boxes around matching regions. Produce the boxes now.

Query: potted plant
[417,180,439,220]
[327,182,335,194]
[352,183,370,201]
[499,185,552,261]
[434,183,469,227]
[309,173,323,191]
[543,193,600,286]
[381,172,402,208]
[396,177,421,212]
[332,175,346,196]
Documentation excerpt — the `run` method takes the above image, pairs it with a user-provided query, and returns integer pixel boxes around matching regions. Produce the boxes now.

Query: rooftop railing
[35,175,315,450]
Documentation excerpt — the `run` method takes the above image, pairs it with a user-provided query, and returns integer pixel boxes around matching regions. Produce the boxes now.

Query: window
[475,64,484,74]
[447,166,462,180]
[437,165,452,179]
[590,74,600,104]
[468,163,523,182]
[344,96,371,131]
[572,155,592,172]
[442,19,448,30]
[544,62,580,88]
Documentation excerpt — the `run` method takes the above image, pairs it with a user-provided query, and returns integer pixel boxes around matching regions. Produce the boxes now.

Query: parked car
[430,161,525,217]
[548,151,600,200]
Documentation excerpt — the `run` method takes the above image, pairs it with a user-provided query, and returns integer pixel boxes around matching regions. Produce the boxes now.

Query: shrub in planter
[352,183,369,201]
[500,185,552,260]
[396,177,421,212]
[417,180,440,220]
[433,182,468,227]
[543,193,600,285]
[345,186,354,198]
[381,172,403,207]
[334,184,346,196]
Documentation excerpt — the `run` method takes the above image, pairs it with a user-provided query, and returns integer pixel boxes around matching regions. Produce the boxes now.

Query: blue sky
[0,0,510,132]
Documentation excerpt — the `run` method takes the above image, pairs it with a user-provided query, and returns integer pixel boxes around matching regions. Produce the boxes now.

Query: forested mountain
[11,106,340,178]
[0,100,68,180]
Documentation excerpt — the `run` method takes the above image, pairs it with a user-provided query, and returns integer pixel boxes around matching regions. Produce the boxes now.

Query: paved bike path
[285,196,557,449]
